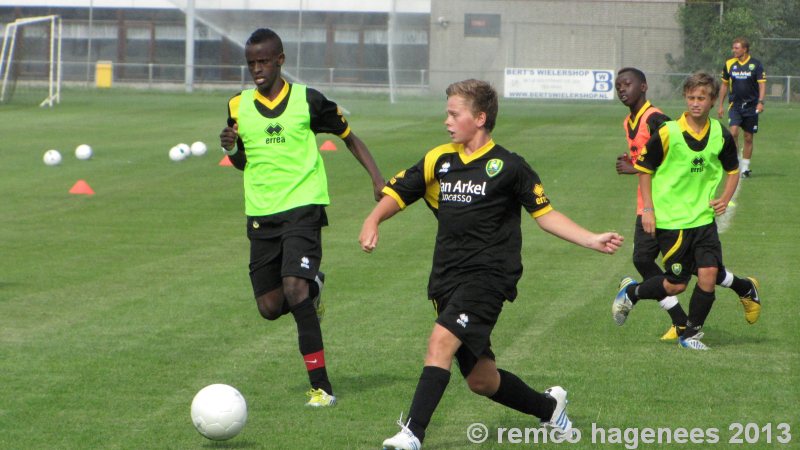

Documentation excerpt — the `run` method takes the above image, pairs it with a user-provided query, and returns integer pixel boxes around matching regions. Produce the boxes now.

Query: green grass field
[1,87,798,449]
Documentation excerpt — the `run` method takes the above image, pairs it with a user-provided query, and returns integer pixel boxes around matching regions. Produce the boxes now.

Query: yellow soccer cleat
[305,388,337,408]
[660,325,679,341]
[740,277,761,324]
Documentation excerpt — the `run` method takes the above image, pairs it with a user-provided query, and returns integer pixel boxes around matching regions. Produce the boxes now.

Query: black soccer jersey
[384,140,553,301]
[721,56,766,105]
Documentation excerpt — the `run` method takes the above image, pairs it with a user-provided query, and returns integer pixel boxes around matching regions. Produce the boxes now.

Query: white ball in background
[176,143,191,159]
[75,144,93,160]
[169,146,187,162]
[190,141,208,157]
[43,149,62,166]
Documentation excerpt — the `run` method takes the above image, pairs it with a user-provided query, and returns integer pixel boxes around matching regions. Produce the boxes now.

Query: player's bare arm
[359,195,402,252]
[220,122,238,151]
[616,152,637,175]
[637,172,656,236]
[710,172,740,216]
[717,82,728,118]
[342,132,385,201]
[534,210,623,254]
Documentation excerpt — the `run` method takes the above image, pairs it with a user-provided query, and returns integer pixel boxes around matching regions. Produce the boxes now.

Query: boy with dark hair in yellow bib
[219,28,384,406]
[613,72,760,351]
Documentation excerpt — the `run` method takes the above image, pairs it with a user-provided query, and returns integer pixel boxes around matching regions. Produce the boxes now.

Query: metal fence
[6,59,800,104]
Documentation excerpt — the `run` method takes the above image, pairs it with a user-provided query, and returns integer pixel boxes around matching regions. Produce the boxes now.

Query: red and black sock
[291,297,331,394]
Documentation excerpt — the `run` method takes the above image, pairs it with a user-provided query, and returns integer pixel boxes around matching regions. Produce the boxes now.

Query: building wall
[429,0,683,96]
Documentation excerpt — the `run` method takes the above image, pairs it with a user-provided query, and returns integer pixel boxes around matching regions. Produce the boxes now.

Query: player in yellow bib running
[220,28,384,406]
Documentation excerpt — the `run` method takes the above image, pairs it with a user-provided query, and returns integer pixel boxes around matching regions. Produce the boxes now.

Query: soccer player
[359,79,623,449]
[717,37,766,178]
[614,67,685,339]
[613,72,759,351]
[613,68,760,339]
[219,28,384,407]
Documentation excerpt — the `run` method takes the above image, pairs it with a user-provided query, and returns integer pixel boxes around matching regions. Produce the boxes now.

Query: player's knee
[282,279,309,305]
[664,282,686,296]
[466,374,495,396]
[255,293,283,320]
[256,303,282,321]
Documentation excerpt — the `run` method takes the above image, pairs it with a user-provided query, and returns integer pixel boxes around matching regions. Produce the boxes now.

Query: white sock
[719,269,734,287]
[659,295,679,310]
[741,158,750,172]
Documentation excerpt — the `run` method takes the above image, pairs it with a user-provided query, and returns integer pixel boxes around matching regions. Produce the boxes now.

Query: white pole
[46,16,54,106]
[296,0,303,79]
[86,0,93,86]
[56,16,62,104]
[387,0,397,103]
[185,0,195,93]
[0,23,10,88]
[1,24,18,102]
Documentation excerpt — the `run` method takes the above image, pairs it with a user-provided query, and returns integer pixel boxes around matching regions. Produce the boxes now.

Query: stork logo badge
[691,156,705,173]
[457,313,469,328]
[265,123,283,136]
[486,159,503,177]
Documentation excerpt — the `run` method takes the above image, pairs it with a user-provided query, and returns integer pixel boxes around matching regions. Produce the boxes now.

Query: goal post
[0,15,62,107]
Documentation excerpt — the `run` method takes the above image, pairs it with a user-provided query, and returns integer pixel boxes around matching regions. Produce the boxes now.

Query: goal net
[0,15,62,106]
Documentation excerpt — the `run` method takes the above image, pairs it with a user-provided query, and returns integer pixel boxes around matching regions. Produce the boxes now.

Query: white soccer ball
[43,149,62,166]
[176,143,191,159]
[191,384,247,441]
[75,144,93,160]
[169,146,187,162]
[190,141,207,157]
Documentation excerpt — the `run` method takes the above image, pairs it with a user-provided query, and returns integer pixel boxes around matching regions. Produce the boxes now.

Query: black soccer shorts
[657,222,723,285]
[247,220,322,298]
[728,103,759,134]
[432,282,504,378]
[632,215,663,280]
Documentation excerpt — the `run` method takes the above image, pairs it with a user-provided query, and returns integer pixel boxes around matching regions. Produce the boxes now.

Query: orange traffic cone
[319,140,337,151]
[219,156,233,166]
[69,179,95,195]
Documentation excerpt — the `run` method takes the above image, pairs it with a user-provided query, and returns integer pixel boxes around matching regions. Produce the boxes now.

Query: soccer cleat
[305,388,337,407]
[382,413,422,450]
[660,325,679,341]
[541,386,573,438]
[741,170,752,178]
[612,277,637,326]
[312,272,325,323]
[678,331,708,350]
[740,277,761,324]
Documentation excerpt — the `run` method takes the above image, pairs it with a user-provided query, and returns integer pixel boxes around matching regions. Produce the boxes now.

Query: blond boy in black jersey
[360,79,623,450]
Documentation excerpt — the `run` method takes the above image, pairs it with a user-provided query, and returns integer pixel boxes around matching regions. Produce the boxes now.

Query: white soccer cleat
[541,386,573,438]
[612,277,637,326]
[382,413,422,450]
[679,331,709,351]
